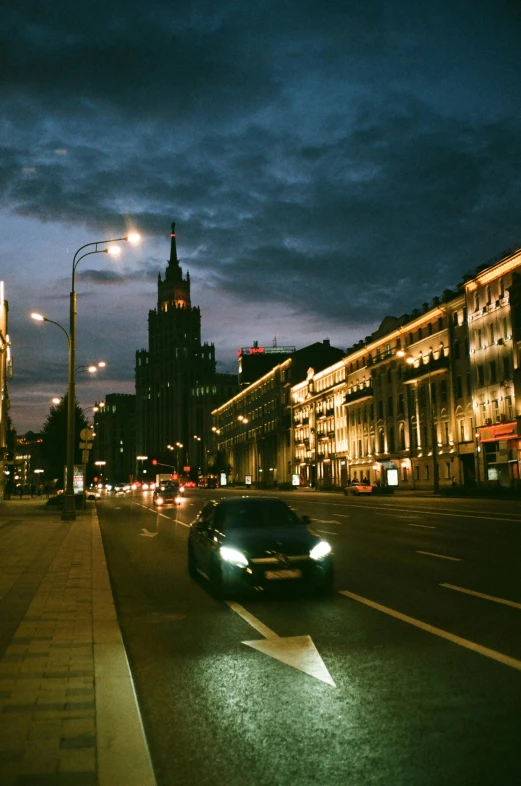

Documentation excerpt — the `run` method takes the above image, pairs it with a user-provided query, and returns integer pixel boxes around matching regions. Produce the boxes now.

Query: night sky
[3,0,521,433]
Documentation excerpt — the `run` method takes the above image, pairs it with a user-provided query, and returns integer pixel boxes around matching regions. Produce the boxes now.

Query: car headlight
[179,485,185,492]
[155,496,164,505]
[310,541,332,561]
[220,546,248,568]
[175,495,183,504]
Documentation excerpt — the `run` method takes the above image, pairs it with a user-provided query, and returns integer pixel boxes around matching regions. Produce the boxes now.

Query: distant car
[188,496,334,598]
[183,480,197,488]
[344,481,372,496]
[112,483,130,495]
[153,482,183,506]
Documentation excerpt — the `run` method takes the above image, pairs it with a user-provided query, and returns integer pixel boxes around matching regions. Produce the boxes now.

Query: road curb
[91,506,157,786]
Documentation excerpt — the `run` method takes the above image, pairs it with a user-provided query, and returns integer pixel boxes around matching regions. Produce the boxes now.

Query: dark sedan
[187,496,334,597]
[153,482,183,506]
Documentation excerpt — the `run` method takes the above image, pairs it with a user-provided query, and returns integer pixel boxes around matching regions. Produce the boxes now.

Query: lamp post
[136,455,148,483]
[398,350,440,494]
[61,233,140,521]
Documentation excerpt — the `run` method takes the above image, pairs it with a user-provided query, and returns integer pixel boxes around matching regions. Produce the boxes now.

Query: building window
[387,396,393,416]
[503,356,510,379]
[460,420,465,442]
[445,461,451,479]
[425,464,430,480]
[477,365,484,386]
[453,312,459,326]
[466,372,471,395]
[415,465,420,480]
[489,324,495,345]
[489,361,497,384]
[493,400,499,422]
[428,323,433,335]
[499,278,504,298]
[454,340,460,359]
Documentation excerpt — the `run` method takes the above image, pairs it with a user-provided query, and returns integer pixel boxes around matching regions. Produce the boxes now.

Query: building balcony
[344,383,374,405]
[403,353,449,383]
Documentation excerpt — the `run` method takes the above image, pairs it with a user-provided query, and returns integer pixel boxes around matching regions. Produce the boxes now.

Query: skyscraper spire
[169,221,178,266]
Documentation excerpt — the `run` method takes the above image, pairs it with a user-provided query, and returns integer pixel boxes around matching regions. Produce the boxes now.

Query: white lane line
[408,523,436,529]
[339,590,521,672]
[317,501,521,523]
[441,583,521,610]
[134,502,190,528]
[332,513,350,518]
[417,550,462,562]
[315,529,338,536]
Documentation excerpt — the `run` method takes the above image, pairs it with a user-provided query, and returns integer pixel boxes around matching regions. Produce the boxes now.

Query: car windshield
[216,500,302,530]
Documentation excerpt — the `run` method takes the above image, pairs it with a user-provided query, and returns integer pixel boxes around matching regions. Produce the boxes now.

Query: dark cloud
[3,0,521,431]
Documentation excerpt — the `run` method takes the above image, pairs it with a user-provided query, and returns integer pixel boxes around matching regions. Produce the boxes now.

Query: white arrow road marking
[339,590,521,672]
[140,528,158,538]
[227,601,336,687]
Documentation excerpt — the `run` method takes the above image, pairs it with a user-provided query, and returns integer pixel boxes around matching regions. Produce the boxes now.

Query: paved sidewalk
[0,498,156,786]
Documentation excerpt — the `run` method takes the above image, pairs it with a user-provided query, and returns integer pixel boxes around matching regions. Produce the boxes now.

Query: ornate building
[135,224,237,478]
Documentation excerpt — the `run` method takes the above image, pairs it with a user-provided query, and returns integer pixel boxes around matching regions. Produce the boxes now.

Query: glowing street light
[62,232,141,520]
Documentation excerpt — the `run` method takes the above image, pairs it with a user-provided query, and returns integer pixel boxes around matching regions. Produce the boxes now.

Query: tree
[41,395,89,486]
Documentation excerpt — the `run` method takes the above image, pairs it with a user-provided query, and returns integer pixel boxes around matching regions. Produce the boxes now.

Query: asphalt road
[97,489,521,786]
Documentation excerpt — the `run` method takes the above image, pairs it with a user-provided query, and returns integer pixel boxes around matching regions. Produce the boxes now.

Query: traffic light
[152,459,157,466]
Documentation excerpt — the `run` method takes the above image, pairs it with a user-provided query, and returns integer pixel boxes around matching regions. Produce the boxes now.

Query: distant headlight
[155,496,164,505]
[175,495,183,504]
[220,546,248,568]
[310,541,332,561]
[179,485,185,492]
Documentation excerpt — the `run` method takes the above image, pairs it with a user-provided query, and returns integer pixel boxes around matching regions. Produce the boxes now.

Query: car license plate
[264,569,302,580]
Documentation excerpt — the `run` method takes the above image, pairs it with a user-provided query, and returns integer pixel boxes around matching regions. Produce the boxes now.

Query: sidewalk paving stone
[0,499,156,786]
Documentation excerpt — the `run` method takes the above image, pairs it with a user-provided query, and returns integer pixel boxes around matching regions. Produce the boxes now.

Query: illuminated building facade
[0,282,12,500]
[290,247,521,490]
[465,250,521,486]
[292,292,474,490]
[213,341,345,486]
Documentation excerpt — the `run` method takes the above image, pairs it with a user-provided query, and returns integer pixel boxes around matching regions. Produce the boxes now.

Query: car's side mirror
[301,514,311,525]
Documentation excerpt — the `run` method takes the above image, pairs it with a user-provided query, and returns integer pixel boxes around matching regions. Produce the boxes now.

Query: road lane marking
[134,502,190,528]
[408,523,436,529]
[417,550,461,561]
[339,590,521,672]
[441,583,521,610]
[227,601,336,686]
[332,513,350,518]
[315,501,521,523]
[314,529,338,536]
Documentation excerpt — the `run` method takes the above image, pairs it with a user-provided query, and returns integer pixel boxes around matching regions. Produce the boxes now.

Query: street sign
[79,442,93,450]
[79,428,93,441]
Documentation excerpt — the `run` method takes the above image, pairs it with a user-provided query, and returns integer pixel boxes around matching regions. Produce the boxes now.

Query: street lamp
[136,455,148,482]
[397,349,440,494]
[76,361,107,374]
[61,232,140,520]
